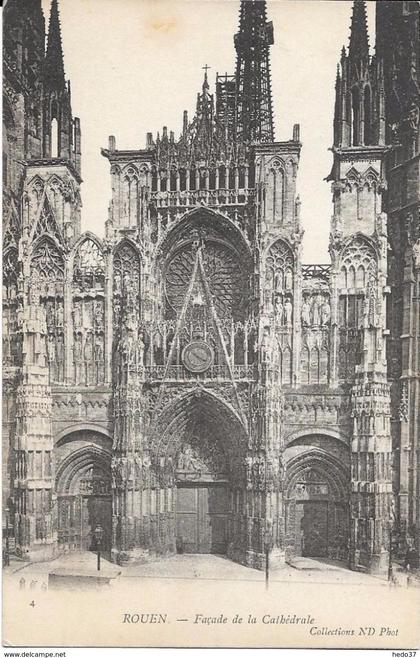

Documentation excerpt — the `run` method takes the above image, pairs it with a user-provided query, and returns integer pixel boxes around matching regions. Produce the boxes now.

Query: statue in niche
[114,272,121,294]
[274,295,283,324]
[301,297,311,327]
[45,302,55,330]
[285,269,293,290]
[56,303,64,328]
[94,300,104,329]
[278,454,286,482]
[47,333,56,371]
[94,335,104,383]
[413,240,420,269]
[321,298,331,326]
[260,325,273,362]
[284,298,293,326]
[312,294,323,326]
[274,269,284,292]
[73,333,83,383]
[177,445,203,472]
[84,333,94,383]
[137,331,145,365]
[84,302,94,330]
[133,454,142,480]
[73,301,82,329]
[265,290,274,315]
[265,267,273,291]
[56,334,64,380]
[28,278,41,307]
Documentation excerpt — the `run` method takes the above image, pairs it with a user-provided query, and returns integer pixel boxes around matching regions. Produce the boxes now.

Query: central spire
[234,0,274,144]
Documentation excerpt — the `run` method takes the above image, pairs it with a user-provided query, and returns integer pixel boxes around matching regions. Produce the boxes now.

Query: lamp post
[264,522,273,590]
[94,525,104,572]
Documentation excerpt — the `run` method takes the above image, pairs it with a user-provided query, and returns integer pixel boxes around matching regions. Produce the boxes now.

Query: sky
[41,0,376,263]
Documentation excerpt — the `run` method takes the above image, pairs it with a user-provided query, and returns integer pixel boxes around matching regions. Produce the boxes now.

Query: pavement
[3,551,417,589]
[3,551,121,591]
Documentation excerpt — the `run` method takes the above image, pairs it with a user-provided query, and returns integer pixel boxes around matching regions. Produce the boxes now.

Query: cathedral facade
[2,0,419,573]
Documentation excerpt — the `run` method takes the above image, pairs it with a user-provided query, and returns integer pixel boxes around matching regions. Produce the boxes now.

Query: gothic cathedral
[3,0,419,573]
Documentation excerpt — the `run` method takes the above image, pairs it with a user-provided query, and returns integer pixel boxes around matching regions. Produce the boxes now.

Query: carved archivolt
[56,444,111,496]
[150,389,248,479]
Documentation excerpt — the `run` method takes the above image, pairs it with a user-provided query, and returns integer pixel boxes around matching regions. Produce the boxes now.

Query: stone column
[14,294,57,561]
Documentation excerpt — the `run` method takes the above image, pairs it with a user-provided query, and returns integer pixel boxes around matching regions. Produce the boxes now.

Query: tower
[376,0,420,555]
[328,0,392,572]
[234,0,274,143]
[3,0,82,560]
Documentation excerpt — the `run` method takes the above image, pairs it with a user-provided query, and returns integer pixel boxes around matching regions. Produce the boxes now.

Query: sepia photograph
[2,0,420,650]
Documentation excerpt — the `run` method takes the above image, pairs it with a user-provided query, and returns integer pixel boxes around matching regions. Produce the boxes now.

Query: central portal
[175,483,229,554]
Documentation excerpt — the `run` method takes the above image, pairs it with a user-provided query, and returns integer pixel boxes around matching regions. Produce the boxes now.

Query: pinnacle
[348,0,370,60]
[44,0,66,90]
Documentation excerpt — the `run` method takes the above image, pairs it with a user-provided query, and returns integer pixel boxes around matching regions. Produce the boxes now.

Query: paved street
[5,551,415,589]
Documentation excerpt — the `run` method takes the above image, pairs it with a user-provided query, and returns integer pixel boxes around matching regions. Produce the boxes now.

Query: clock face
[182,340,214,373]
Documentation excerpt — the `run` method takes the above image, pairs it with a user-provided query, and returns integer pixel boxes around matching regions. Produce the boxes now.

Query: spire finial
[202,64,210,91]
[44,0,66,90]
[348,0,369,60]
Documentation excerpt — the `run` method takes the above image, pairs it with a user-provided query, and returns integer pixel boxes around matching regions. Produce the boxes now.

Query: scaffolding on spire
[234,0,274,144]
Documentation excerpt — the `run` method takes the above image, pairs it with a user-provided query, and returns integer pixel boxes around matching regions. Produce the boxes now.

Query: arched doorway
[56,444,112,555]
[151,389,248,557]
[284,451,349,562]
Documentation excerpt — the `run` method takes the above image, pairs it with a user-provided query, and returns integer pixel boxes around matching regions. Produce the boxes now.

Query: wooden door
[176,485,228,554]
[207,486,228,554]
[301,501,328,557]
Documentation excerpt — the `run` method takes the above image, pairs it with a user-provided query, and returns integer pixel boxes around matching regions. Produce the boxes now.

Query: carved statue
[265,267,273,290]
[284,298,293,326]
[47,334,56,364]
[55,334,64,380]
[321,299,331,326]
[274,270,283,292]
[413,239,420,269]
[301,297,311,327]
[73,301,82,328]
[260,326,272,362]
[83,302,93,330]
[285,268,293,290]
[56,304,64,328]
[114,272,121,294]
[312,294,323,325]
[275,296,283,324]
[137,331,145,365]
[265,290,274,315]
[94,300,104,328]
[94,335,104,361]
